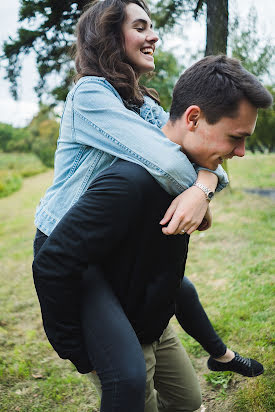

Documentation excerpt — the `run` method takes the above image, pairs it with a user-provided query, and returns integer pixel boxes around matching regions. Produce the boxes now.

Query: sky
[0,0,274,127]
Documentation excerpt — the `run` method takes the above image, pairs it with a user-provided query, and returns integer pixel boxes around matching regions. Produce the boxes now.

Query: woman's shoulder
[141,96,169,127]
[70,76,122,100]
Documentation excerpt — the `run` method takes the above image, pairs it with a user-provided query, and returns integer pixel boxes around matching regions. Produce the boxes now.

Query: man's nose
[234,140,246,157]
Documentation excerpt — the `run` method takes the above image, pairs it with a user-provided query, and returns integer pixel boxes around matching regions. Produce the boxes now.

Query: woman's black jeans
[33,229,146,412]
[33,229,226,411]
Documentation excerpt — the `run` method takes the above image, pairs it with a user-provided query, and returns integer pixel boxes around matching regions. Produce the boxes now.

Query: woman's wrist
[196,170,218,192]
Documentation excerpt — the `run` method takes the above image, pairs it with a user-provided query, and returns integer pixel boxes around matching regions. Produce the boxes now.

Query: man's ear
[185,106,201,131]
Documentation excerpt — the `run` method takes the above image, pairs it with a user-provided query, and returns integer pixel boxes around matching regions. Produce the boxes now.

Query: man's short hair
[170,55,273,124]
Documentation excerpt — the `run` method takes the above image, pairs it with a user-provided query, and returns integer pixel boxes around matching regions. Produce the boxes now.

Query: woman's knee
[120,364,147,395]
[99,358,146,395]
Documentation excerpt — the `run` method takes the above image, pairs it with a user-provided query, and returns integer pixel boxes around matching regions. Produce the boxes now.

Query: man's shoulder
[91,159,171,203]
[97,159,157,188]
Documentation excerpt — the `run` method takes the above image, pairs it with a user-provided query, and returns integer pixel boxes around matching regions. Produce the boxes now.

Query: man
[33,55,272,411]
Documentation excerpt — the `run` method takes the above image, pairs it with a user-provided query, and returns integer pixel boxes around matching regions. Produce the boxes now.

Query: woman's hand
[160,169,218,236]
[197,205,212,231]
[160,186,209,235]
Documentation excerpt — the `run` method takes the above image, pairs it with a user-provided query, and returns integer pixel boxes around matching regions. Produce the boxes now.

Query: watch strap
[193,182,214,201]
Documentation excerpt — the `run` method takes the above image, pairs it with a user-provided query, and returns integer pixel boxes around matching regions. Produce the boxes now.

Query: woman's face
[121,3,159,75]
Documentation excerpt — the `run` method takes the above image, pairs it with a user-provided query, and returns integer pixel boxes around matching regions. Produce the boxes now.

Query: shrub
[0,170,22,198]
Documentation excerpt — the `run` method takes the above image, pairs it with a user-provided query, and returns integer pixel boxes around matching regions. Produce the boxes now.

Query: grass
[228,152,275,189]
[0,152,47,198]
[0,153,274,411]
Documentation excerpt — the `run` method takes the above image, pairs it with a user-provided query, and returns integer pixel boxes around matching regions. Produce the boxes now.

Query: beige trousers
[87,324,201,412]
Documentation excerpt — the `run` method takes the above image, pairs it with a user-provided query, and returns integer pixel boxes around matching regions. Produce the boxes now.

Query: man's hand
[197,206,212,231]
[160,186,209,235]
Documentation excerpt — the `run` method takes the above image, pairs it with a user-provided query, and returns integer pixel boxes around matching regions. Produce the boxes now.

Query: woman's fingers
[159,201,177,225]
[160,187,209,235]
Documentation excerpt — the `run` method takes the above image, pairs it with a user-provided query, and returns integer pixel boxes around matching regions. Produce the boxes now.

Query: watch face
[208,191,214,200]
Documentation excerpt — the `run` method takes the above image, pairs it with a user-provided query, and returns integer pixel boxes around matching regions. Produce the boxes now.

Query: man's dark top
[33,160,189,373]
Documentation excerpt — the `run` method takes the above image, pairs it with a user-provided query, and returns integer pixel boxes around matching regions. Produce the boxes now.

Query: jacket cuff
[194,164,229,192]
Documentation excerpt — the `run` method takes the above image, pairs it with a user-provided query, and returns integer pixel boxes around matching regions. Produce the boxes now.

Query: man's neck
[162,120,186,151]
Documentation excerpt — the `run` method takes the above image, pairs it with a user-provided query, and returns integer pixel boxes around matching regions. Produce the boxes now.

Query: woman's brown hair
[74,0,159,109]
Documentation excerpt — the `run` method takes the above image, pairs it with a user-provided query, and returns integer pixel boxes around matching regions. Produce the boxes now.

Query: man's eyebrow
[132,18,152,27]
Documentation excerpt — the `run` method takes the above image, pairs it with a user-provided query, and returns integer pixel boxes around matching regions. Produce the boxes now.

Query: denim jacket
[35,76,228,236]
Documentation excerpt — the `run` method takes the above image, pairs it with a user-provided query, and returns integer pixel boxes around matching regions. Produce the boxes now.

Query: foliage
[247,86,275,153]
[228,8,275,153]
[0,152,46,198]
[230,7,275,82]
[204,371,233,389]
[150,0,202,31]
[141,49,183,110]
[0,152,47,177]
[0,170,22,198]
[28,105,59,167]
[0,105,59,168]
[2,0,88,101]
[2,0,197,104]
[0,123,33,153]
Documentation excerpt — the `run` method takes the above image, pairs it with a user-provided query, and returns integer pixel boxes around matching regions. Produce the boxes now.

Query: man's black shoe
[207,352,264,377]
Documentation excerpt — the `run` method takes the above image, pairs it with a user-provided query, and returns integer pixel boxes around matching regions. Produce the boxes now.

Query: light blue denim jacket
[35,76,228,236]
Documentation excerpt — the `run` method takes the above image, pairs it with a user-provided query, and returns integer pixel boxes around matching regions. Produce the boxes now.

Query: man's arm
[33,161,144,373]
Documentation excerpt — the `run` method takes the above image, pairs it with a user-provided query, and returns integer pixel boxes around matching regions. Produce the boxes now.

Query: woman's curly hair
[74,0,159,108]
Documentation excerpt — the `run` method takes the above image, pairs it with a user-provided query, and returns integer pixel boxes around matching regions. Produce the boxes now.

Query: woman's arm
[72,78,198,196]
[72,78,228,234]
[160,170,218,235]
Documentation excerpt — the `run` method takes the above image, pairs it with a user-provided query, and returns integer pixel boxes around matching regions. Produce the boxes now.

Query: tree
[230,7,275,81]
[28,105,59,167]
[0,122,32,152]
[3,0,87,101]
[141,49,183,111]
[247,86,275,153]
[205,0,228,55]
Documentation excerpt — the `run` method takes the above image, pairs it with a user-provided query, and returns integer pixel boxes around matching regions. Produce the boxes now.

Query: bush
[0,170,22,198]
[0,123,33,153]
[31,119,59,167]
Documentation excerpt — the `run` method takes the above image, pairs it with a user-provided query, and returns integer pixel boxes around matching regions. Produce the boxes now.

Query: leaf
[32,373,44,379]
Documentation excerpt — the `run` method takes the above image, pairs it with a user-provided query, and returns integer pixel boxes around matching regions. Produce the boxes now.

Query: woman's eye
[136,27,144,32]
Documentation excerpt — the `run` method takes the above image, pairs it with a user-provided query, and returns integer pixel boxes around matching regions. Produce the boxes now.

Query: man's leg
[142,324,201,412]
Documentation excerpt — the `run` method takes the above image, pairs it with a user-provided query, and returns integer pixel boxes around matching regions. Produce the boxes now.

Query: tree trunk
[205,0,228,56]
[205,0,230,186]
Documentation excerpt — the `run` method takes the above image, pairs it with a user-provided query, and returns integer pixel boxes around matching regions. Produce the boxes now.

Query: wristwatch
[193,182,214,202]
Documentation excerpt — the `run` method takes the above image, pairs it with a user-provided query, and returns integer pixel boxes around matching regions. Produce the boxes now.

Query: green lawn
[0,154,274,411]
[0,152,46,198]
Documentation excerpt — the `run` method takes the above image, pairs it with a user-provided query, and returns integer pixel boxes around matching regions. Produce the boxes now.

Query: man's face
[185,99,258,170]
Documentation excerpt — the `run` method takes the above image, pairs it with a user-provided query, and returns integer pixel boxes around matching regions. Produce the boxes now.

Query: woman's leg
[81,265,146,412]
[34,229,146,412]
[175,276,227,358]
[175,277,264,377]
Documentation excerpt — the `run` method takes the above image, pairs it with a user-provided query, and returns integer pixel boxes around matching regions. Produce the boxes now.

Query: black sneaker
[207,352,264,377]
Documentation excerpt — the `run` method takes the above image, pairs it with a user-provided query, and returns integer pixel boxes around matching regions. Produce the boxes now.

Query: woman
[33,1,262,411]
